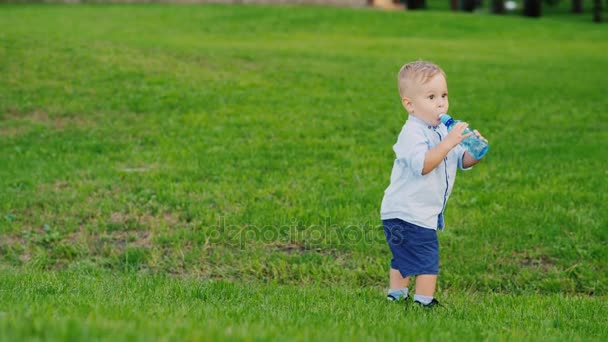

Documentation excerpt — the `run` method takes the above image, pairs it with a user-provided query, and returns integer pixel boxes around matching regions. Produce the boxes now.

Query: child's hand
[445,122,473,148]
[473,130,488,143]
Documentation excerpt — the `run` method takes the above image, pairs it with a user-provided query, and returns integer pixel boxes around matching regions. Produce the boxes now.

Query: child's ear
[402,97,413,112]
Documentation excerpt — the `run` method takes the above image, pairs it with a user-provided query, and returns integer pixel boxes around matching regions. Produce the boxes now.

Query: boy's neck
[408,114,439,128]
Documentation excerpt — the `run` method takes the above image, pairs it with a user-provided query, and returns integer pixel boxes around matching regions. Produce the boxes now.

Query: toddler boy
[380,61,488,307]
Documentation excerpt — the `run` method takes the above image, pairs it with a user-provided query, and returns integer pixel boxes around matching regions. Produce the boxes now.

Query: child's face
[403,73,449,126]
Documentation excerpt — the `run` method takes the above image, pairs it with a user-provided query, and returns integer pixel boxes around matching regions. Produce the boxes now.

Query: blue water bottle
[439,113,489,160]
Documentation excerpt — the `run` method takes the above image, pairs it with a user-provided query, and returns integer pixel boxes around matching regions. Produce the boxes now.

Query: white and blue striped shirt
[380,115,471,230]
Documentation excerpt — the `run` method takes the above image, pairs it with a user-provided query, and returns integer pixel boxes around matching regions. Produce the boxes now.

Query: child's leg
[387,268,410,300]
[390,268,410,289]
[414,274,437,296]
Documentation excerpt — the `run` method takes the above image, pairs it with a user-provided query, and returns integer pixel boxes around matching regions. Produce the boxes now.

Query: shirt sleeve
[457,144,473,171]
[393,126,429,176]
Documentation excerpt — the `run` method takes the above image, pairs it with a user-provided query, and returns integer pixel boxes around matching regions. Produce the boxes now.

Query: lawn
[1,3,607,340]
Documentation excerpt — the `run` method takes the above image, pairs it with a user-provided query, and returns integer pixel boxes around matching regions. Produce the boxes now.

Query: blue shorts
[383,218,439,277]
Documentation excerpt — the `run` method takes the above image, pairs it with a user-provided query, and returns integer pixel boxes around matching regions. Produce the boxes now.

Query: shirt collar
[407,115,440,130]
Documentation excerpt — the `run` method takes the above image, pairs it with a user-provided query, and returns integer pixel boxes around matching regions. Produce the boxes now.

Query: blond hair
[397,61,446,98]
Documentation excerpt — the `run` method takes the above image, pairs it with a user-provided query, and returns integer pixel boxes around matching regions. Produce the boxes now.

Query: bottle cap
[439,114,453,126]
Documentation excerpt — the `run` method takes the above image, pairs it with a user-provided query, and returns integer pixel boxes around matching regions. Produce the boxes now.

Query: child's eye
[428,95,435,100]
[442,93,448,98]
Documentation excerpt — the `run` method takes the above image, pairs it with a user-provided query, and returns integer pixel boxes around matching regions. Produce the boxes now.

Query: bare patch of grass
[513,251,556,273]
[1,108,94,137]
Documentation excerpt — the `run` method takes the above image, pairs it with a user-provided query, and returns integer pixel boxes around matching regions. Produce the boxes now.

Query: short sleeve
[393,126,429,176]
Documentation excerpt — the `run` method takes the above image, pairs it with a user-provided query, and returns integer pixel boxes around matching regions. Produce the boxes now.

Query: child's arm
[461,129,488,168]
[422,122,472,175]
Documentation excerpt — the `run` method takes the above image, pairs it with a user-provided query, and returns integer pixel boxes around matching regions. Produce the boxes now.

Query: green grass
[1,3,607,340]
[1,270,607,341]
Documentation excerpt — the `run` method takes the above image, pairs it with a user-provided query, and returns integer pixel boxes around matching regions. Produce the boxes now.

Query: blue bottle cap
[439,114,453,126]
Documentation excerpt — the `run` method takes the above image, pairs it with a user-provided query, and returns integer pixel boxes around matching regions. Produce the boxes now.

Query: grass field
[1,3,607,340]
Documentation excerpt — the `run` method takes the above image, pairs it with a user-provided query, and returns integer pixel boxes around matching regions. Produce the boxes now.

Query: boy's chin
[412,113,441,126]
[426,117,441,126]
